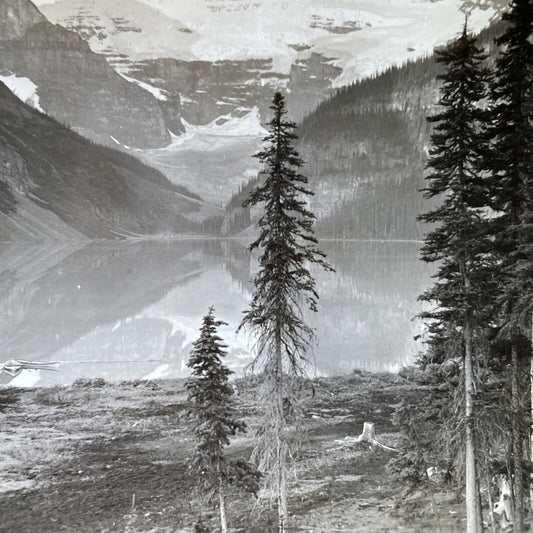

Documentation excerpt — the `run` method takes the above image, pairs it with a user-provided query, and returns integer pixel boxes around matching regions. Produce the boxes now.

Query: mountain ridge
[0,0,184,148]
[0,80,217,241]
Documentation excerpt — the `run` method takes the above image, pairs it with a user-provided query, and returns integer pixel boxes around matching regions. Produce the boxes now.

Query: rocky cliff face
[34,0,386,127]
[0,0,180,148]
[287,53,342,122]
[109,52,341,125]
[130,58,280,125]
[0,81,216,241]
[0,0,44,40]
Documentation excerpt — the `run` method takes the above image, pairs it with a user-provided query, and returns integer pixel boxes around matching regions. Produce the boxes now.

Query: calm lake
[0,239,433,387]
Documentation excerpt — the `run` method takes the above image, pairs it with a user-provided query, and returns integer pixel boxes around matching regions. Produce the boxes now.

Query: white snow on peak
[119,73,169,101]
[37,0,494,83]
[0,73,44,112]
[308,7,411,29]
[183,107,267,137]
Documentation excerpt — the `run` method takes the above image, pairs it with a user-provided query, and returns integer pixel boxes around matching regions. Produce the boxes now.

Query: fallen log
[334,422,398,452]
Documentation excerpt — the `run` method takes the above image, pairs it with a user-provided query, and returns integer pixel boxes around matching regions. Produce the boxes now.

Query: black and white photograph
[0,0,531,531]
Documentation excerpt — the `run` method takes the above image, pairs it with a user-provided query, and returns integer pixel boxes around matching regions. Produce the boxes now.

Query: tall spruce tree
[238,92,332,533]
[186,307,259,533]
[418,23,491,533]
[486,2,533,528]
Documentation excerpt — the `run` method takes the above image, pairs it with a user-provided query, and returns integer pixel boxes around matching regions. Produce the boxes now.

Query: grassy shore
[0,371,466,532]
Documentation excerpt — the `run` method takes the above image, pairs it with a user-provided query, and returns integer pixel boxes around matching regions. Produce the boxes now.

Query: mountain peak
[0,0,47,41]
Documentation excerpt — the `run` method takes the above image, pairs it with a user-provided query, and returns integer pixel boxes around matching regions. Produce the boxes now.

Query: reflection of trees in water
[310,241,433,374]
[219,239,252,293]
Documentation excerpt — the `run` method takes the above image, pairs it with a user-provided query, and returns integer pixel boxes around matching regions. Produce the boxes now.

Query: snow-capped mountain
[35,0,493,125]
[0,0,498,237]
[36,0,492,78]
[0,0,185,148]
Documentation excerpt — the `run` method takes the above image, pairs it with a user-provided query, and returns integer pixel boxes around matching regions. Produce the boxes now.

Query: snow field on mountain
[37,0,493,85]
[0,72,43,112]
[140,111,266,205]
[119,73,169,101]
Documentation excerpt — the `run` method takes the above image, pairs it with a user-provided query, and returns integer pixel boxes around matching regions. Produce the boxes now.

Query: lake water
[0,239,433,387]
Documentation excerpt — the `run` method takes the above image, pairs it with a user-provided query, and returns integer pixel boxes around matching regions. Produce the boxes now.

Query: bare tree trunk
[277,444,287,533]
[219,478,228,533]
[530,313,533,515]
[477,474,484,533]
[461,254,481,533]
[465,310,481,533]
[511,341,524,532]
[485,468,496,533]
[275,332,287,533]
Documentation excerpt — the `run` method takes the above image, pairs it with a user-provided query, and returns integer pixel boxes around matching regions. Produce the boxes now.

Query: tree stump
[334,422,398,452]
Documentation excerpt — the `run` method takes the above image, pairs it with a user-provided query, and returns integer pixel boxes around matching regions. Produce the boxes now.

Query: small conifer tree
[186,307,260,533]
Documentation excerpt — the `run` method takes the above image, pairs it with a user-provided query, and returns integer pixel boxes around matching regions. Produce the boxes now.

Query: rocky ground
[0,371,471,532]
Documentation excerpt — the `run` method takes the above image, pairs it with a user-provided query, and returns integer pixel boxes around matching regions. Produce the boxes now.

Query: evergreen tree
[486,2,533,529]
[186,307,259,533]
[418,23,492,533]
[238,92,332,533]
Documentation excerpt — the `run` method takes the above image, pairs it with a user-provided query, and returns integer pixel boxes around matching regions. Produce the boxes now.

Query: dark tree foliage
[187,307,241,483]
[417,24,493,533]
[484,3,533,529]
[487,0,533,333]
[418,25,494,361]
[515,179,533,327]
[238,92,332,533]
[186,307,260,531]
[239,91,332,374]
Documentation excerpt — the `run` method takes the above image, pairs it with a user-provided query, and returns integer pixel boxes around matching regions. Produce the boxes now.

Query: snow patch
[309,7,411,30]
[38,0,495,87]
[0,73,44,112]
[119,73,169,101]
[183,107,267,138]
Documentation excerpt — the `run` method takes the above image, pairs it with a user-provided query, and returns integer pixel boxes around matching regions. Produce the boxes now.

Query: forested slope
[296,22,502,240]
[0,81,215,240]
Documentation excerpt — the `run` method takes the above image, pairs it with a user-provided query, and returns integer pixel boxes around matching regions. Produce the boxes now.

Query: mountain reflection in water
[0,239,432,386]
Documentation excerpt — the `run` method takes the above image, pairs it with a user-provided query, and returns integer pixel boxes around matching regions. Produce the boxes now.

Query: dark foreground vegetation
[0,371,493,533]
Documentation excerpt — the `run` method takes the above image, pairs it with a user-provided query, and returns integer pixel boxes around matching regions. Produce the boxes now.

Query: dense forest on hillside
[297,58,439,240]
[222,54,440,239]
[296,23,505,241]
